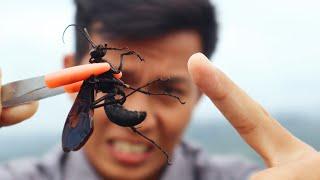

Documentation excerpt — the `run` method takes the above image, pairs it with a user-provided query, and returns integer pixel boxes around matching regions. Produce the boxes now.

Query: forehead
[88,31,202,80]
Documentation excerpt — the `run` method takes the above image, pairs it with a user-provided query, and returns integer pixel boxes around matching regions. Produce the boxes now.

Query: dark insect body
[62,24,185,164]
[62,78,95,152]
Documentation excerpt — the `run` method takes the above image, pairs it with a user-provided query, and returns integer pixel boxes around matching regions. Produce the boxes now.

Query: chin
[84,143,166,180]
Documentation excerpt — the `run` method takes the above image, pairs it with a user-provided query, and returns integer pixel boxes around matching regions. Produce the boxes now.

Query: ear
[63,53,76,68]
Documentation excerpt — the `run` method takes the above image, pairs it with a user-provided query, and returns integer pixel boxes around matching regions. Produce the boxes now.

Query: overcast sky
[0,0,320,134]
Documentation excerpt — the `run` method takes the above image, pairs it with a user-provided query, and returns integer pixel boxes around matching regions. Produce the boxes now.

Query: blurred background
[0,0,319,166]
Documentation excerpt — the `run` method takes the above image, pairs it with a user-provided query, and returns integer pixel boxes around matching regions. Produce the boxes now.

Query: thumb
[0,69,39,126]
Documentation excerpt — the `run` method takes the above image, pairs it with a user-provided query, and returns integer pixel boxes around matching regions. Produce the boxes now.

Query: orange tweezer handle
[63,71,123,93]
[63,72,122,93]
[44,63,110,88]
[63,81,83,93]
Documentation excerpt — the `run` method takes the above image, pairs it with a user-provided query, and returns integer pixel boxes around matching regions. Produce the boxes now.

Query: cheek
[162,105,192,133]
[156,98,197,147]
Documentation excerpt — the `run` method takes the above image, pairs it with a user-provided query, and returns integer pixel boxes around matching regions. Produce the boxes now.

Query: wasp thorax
[90,46,106,59]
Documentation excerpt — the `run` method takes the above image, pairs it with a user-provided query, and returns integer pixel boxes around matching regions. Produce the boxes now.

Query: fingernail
[188,52,214,81]
[188,52,221,93]
[188,53,208,68]
[196,52,209,61]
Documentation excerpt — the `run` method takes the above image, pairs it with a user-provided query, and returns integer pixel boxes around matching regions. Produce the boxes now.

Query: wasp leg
[89,57,95,63]
[128,87,185,104]
[123,79,165,97]
[92,88,126,109]
[98,46,144,72]
[92,100,114,109]
[104,58,121,74]
[123,79,185,104]
[117,50,144,71]
[130,127,171,165]
[91,93,115,108]
[106,47,129,51]
[105,47,144,72]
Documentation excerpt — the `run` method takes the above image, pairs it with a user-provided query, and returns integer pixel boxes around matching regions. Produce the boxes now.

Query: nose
[123,91,157,132]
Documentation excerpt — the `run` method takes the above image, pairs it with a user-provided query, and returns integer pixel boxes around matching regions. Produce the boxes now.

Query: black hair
[74,0,218,62]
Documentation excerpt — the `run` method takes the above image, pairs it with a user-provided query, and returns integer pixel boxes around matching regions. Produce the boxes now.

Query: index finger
[188,53,315,166]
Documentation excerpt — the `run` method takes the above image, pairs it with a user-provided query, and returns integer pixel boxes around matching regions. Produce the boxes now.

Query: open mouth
[107,139,154,165]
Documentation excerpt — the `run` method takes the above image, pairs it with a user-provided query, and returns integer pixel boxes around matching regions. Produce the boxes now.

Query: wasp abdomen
[104,104,146,127]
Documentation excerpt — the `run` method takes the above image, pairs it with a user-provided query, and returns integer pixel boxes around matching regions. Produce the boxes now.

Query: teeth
[113,140,148,154]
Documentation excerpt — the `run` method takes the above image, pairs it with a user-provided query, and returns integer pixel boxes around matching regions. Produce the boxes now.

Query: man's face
[71,31,202,179]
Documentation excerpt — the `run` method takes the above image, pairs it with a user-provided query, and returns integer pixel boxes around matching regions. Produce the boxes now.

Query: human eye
[142,80,187,105]
[160,85,186,96]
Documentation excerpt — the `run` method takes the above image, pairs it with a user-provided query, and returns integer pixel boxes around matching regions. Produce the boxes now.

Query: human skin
[188,53,320,179]
[1,32,320,179]
[0,69,38,126]
[64,30,202,179]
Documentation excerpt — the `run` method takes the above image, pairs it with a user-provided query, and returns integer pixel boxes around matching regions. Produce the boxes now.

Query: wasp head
[90,45,107,60]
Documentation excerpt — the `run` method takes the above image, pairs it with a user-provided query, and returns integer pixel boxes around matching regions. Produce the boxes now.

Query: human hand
[0,69,38,126]
[187,53,320,179]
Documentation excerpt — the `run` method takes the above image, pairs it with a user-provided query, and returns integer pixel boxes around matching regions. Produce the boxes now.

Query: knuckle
[231,114,259,135]
[234,122,258,135]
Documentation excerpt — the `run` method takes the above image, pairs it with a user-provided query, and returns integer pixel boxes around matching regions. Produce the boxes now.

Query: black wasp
[61,24,185,164]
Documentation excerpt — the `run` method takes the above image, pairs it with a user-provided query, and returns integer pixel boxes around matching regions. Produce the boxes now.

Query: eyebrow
[121,69,140,83]
[163,77,188,84]
[157,76,192,90]
[121,69,191,87]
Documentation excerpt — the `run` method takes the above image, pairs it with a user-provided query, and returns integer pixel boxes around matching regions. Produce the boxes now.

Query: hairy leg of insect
[117,50,144,71]
[89,57,94,63]
[124,79,165,97]
[106,47,129,51]
[130,127,172,165]
[96,58,122,73]
[91,88,126,109]
[130,88,185,104]
[106,47,144,62]
[91,93,115,108]
[123,79,185,104]
[92,100,116,109]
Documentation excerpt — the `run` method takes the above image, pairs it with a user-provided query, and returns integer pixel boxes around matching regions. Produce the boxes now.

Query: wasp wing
[62,79,95,152]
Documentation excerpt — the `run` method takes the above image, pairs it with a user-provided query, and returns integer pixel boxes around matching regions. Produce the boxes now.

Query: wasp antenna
[62,24,82,44]
[83,27,97,49]
[62,24,74,44]
[62,24,97,48]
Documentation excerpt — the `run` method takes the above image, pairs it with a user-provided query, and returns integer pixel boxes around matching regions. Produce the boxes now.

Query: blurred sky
[0,0,320,134]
